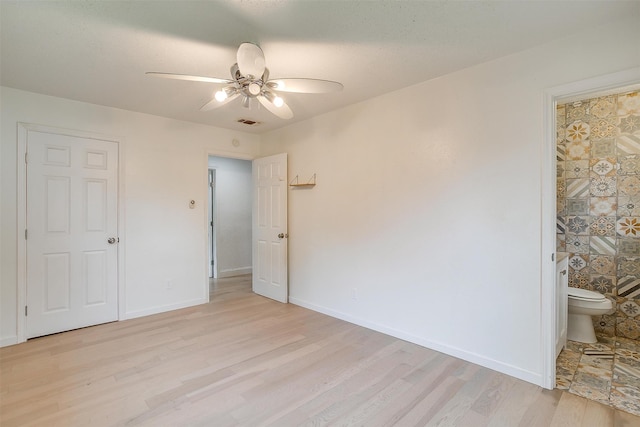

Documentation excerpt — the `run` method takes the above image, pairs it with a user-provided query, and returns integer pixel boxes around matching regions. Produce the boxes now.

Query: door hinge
[24,153,28,164]
[25,229,28,240]
[25,306,28,316]
[551,253,555,262]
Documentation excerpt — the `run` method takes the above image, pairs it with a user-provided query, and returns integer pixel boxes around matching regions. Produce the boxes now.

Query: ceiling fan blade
[200,92,240,111]
[237,43,266,78]
[146,72,233,84]
[267,78,343,93]
[257,95,293,120]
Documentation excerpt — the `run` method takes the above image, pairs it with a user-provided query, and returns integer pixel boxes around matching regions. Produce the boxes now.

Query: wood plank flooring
[2,274,639,426]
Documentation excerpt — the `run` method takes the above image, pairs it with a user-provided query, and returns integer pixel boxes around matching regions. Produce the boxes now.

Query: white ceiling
[2,1,638,134]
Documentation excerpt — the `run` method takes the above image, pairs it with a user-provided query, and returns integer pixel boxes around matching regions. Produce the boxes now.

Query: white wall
[208,156,252,278]
[0,87,260,345]
[259,18,640,385]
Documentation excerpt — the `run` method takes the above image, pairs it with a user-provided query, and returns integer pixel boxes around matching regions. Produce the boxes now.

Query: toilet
[567,287,614,343]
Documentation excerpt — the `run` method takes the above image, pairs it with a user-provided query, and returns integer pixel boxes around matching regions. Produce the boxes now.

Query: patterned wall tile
[557,215,566,234]
[618,276,640,300]
[591,96,617,119]
[618,195,640,216]
[570,254,589,271]
[591,255,616,276]
[590,118,618,140]
[618,257,640,277]
[568,178,591,198]
[591,197,617,216]
[592,139,617,158]
[558,128,567,146]
[591,275,616,295]
[558,161,566,178]
[567,160,590,178]
[567,216,591,235]
[557,233,566,252]
[568,235,590,254]
[557,178,566,199]
[557,143,566,161]
[591,158,617,176]
[567,121,590,142]
[557,198,566,215]
[619,176,640,196]
[618,317,640,340]
[590,236,617,256]
[620,115,640,135]
[570,270,590,288]
[617,217,640,237]
[568,103,591,123]
[618,92,640,116]
[590,175,617,197]
[619,239,640,256]
[618,298,640,318]
[619,156,639,175]
[557,105,567,126]
[590,217,617,237]
[618,135,640,156]
[567,140,591,160]
[567,199,589,215]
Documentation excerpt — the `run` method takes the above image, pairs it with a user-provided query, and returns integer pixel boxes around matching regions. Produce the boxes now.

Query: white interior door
[252,153,288,303]
[26,131,119,339]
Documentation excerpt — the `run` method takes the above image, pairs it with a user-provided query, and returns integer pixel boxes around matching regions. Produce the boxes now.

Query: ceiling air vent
[237,119,260,126]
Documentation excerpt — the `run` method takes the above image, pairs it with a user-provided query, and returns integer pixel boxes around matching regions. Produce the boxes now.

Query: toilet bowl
[567,287,613,343]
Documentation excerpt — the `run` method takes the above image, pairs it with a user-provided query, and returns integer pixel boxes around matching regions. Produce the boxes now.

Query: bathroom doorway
[543,69,640,389]
[547,70,640,414]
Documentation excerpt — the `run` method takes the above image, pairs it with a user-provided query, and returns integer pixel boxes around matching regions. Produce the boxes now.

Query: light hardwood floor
[1,274,639,426]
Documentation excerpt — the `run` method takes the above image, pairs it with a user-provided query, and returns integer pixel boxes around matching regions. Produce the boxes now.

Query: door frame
[540,67,640,389]
[204,151,256,290]
[208,168,216,279]
[16,123,126,343]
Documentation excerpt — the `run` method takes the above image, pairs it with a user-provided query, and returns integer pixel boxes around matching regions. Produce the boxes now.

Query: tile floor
[557,335,640,416]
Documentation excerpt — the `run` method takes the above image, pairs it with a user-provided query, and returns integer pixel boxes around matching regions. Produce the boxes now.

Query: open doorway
[541,68,640,390]
[208,156,253,281]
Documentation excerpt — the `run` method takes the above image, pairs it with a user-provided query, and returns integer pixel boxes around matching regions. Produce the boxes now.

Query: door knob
[277,233,288,239]
[107,237,117,244]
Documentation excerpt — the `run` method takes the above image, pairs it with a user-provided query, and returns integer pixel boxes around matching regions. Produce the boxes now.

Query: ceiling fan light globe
[215,90,228,102]
[273,96,284,107]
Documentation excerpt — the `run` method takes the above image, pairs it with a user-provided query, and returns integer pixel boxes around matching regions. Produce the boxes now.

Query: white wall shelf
[289,174,316,188]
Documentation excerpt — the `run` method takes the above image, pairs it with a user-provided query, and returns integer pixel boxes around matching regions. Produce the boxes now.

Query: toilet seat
[568,287,607,301]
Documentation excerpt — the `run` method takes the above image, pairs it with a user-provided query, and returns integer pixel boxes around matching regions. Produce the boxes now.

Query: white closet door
[26,131,119,338]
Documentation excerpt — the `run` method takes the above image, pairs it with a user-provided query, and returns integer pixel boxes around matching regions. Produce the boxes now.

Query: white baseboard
[1,297,209,347]
[289,297,543,387]
[0,335,18,348]
[218,267,252,278]
[124,297,208,320]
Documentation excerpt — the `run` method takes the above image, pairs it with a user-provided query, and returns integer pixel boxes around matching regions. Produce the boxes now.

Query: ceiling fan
[146,42,343,120]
